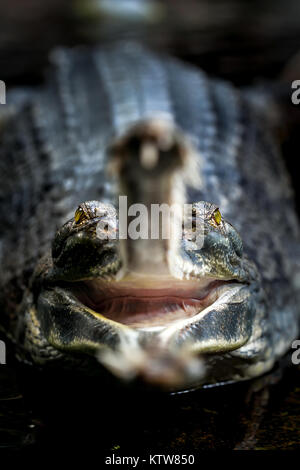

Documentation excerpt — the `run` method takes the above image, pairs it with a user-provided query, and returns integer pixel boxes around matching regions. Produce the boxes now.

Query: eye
[212,208,222,225]
[74,206,88,224]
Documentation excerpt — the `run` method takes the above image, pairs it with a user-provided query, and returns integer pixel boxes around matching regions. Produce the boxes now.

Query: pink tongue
[72,279,224,327]
[92,296,207,327]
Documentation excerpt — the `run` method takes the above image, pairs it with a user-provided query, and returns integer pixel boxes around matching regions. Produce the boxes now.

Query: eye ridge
[74,202,112,225]
[74,203,98,224]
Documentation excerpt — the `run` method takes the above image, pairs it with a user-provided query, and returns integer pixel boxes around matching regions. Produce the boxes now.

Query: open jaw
[36,275,255,388]
[61,277,244,329]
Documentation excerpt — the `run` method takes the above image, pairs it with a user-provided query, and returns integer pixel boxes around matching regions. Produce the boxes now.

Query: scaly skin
[0,42,299,389]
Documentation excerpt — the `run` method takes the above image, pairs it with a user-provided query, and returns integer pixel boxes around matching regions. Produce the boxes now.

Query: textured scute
[0,41,299,360]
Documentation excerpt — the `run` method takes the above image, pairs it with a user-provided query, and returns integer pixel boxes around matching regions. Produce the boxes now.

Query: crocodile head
[27,119,268,390]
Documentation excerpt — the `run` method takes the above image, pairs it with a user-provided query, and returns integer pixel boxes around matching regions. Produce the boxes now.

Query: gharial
[0,41,299,390]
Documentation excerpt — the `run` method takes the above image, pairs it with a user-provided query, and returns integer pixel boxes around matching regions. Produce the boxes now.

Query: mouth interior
[67,278,237,328]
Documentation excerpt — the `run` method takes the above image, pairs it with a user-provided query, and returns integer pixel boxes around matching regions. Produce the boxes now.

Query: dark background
[0,0,300,455]
[1,0,300,85]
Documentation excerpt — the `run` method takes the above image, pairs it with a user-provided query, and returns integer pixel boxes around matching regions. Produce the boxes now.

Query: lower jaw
[37,281,253,384]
